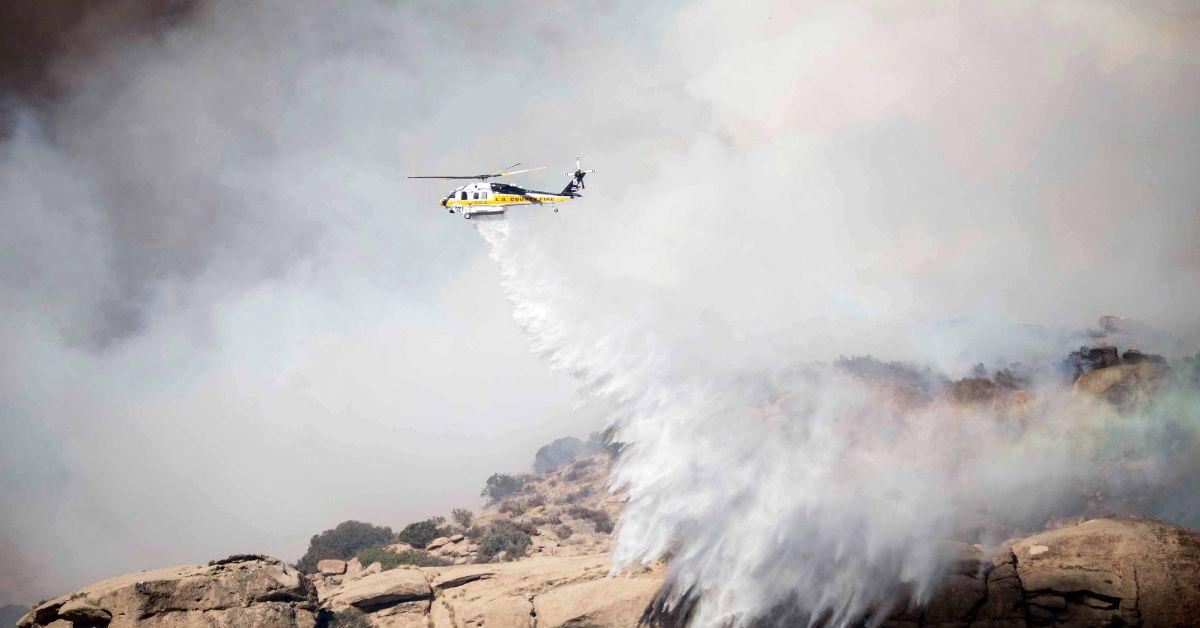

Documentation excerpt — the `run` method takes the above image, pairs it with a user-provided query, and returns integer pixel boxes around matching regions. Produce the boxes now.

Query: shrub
[477,521,531,561]
[499,500,527,516]
[355,544,450,569]
[834,356,945,394]
[396,518,448,549]
[525,494,547,509]
[297,520,394,573]
[451,508,474,529]
[325,608,372,628]
[553,524,573,540]
[481,473,522,504]
[566,506,613,533]
[528,513,559,528]
[557,486,593,504]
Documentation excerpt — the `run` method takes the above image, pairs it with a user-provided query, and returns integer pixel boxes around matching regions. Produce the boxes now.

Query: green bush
[396,518,448,549]
[499,500,527,516]
[566,506,613,533]
[325,608,372,628]
[355,544,450,569]
[451,508,474,529]
[557,486,593,504]
[553,524,573,540]
[477,521,531,561]
[528,513,562,527]
[297,520,393,573]
[481,473,523,504]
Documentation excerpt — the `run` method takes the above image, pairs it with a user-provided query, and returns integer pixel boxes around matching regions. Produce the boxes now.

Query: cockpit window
[460,191,468,200]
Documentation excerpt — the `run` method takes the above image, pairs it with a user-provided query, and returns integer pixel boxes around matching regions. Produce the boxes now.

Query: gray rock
[317,559,347,575]
[19,554,317,627]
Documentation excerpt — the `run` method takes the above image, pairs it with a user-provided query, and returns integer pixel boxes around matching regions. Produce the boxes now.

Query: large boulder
[534,573,664,627]
[1011,518,1200,626]
[18,554,318,628]
[1073,361,1172,406]
[426,554,662,627]
[317,559,347,575]
[322,567,431,611]
[886,517,1200,627]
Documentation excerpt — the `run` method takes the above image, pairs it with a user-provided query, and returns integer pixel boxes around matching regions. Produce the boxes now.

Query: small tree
[477,521,531,561]
[297,520,393,573]
[566,506,613,533]
[451,508,474,529]
[396,518,446,549]
[480,473,522,504]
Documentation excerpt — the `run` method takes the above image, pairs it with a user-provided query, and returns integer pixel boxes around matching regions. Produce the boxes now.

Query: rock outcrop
[532,434,606,474]
[469,452,621,559]
[18,519,1200,628]
[18,551,660,628]
[311,553,662,627]
[1073,360,1173,406]
[18,555,318,628]
[884,517,1200,627]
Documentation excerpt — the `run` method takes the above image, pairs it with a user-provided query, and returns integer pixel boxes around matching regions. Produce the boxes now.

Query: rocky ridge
[20,518,1200,627]
[16,321,1200,627]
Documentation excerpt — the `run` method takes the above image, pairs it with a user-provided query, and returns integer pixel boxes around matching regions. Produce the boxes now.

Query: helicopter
[408,158,594,219]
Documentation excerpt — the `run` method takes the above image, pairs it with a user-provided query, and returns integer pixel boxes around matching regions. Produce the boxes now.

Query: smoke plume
[478,213,1200,626]
[3,0,1199,614]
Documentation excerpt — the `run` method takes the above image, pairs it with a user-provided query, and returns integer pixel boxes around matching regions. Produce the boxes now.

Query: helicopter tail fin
[560,157,593,197]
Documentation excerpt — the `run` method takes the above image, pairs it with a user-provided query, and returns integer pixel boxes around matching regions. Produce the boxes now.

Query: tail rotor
[568,156,594,191]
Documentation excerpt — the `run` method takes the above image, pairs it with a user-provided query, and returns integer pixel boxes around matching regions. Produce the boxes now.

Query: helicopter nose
[440,199,447,206]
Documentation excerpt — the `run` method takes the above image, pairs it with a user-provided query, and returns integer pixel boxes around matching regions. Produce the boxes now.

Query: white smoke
[4,0,1198,609]
[478,216,1200,626]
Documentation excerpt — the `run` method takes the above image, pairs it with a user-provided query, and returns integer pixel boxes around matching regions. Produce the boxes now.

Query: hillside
[15,335,1200,627]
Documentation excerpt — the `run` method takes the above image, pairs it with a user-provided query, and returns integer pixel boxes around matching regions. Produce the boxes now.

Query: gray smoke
[478,212,1200,626]
[2,0,1198,616]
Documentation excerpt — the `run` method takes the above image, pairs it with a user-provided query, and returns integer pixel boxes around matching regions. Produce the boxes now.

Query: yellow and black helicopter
[408,158,593,219]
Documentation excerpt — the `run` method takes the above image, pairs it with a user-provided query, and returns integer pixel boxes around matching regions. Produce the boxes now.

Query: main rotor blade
[495,166,546,177]
[407,175,489,179]
[407,164,544,180]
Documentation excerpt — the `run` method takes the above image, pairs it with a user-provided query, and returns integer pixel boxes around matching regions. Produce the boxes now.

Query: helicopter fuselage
[409,159,590,219]
[441,182,573,218]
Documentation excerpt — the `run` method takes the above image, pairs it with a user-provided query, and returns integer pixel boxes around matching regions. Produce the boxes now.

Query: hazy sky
[2,0,1198,607]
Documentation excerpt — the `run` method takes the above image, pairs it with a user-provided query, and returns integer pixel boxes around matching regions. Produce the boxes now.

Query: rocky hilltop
[17,453,658,628]
[16,324,1200,627]
[19,517,1200,627]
